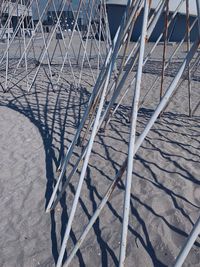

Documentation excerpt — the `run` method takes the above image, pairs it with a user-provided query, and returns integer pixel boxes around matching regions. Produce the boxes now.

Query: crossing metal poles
[61,36,200,267]
[56,2,138,266]
[77,0,95,87]
[45,0,141,213]
[26,0,65,91]
[4,0,52,90]
[0,0,35,64]
[1,1,200,267]
[46,0,188,215]
[100,0,184,129]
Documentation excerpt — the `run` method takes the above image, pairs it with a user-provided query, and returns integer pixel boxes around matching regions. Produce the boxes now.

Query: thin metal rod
[174,215,200,267]
[21,0,29,91]
[160,0,169,100]
[97,1,103,75]
[5,14,10,91]
[186,0,192,117]
[119,1,149,265]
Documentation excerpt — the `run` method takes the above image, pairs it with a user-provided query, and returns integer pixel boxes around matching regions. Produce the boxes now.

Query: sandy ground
[0,40,200,267]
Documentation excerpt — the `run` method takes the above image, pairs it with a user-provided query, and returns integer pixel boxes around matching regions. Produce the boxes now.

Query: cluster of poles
[0,0,200,266]
[0,0,111,92]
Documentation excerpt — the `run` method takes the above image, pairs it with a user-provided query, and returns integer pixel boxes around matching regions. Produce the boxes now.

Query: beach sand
[0,43,200,267]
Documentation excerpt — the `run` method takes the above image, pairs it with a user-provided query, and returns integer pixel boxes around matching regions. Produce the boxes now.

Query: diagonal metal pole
[119,0,149,265]
[160,0,169,101]
[173,215,200,267]
[186,0,192,117]
[21,0,29,91]
[4,2,11,92]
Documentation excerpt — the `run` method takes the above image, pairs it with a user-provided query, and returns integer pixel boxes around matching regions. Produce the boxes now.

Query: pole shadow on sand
[0,74,200,266]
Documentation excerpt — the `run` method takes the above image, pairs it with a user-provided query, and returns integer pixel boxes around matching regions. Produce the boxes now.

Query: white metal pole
[174,215,200,267]
[119,1,149,265]
[196,0,200,37]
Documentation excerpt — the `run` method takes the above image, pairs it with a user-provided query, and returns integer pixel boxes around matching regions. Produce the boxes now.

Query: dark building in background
[43,10,82,32]
[106,0,198,42]
[0,0,33,38]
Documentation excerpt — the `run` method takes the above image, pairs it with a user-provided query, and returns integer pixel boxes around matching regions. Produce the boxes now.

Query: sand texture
[0,42,200,267]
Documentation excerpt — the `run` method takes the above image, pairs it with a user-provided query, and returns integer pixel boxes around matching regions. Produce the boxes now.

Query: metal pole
[186,0,191,116]
[119,1,149,265]
[196,0,200,37]
[21,0,29,91]
[160,0,169,100]
[174,216,200,267]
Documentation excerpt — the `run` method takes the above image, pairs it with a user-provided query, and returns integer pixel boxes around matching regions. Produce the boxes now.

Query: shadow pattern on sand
[0,73,200,266]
